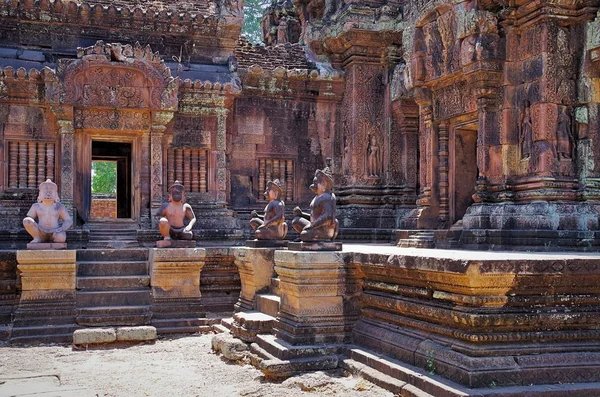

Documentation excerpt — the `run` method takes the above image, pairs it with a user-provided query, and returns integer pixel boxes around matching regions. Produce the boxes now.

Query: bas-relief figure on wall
[366,134,382,177]
[520,102,533,160]
[292,164,339,242]
[557,106,575,160]
[156,181,196,242]
[249,179,288,240]
[23,179,73,245]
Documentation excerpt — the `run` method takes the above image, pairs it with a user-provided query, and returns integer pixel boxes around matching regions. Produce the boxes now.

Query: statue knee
[23,217,37,228]
[53,232,66,243]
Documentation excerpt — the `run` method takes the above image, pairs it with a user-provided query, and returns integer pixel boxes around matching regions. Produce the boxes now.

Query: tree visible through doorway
[92,161,117,194]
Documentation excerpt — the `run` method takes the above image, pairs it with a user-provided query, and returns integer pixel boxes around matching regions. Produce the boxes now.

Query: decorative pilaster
[438,120,449,224]
[216,111,228,203]
[150,111,174,228]
[51,105,75,220]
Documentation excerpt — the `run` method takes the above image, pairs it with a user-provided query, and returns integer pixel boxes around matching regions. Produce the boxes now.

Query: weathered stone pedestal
[287,241,342,251]
[12,250,78,343]
[149,248,209,334]
[26,242,67,250]
[245,240,288,248]
[232,247,281,341]
[233,247,278,312]
[273,250,355,345]
[156,240,196,248]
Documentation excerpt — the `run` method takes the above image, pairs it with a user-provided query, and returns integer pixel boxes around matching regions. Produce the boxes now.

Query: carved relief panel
[74,108,151,131]
[341,63,386,184]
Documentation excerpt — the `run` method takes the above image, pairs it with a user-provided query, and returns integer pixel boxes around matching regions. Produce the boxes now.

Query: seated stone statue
[156,181,196,241]
[292,166,339,241]
[23,179,73,244]
[249,179,288,240]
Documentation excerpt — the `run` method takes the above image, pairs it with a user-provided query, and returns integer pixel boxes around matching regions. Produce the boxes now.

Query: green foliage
[242,0,271,44]
[92,161,117,194]
[426,349,436,375]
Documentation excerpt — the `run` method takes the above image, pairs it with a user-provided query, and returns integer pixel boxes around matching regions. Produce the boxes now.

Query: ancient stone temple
[3,0,600,396]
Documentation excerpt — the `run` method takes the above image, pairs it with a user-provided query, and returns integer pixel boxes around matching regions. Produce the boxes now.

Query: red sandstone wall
[90,198,117,219]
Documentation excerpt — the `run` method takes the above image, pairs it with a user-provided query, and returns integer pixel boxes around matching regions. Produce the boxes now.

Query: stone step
[77,290,150,307]
[77,314,151,327]
[76,248,148,262]
[12,315,76,327]
[0,325,10,340]
[256,294,280,317]
[270,277,280,296]
[221,317,234,330]
[77,306,151,327]
[156,325,213,335]
[77,275,150,290]
[77,261,148,277]
[86,241,140,249]
[10,333,74,345]
[152,317,212,328]
[10,324,78,340]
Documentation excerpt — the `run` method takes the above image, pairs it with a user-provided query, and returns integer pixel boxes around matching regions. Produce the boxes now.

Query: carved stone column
[150,111,174,228]
[438,120,449,224]
[412,88,440,229]
[51,106,75,220]
[216,110,228,203]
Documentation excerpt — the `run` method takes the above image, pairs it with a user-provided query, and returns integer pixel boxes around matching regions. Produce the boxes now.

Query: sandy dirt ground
[0,333,393,397]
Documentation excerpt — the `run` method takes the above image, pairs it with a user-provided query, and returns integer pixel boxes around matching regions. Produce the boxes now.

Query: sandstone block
[73,328,116,345]
[116,326,157,342]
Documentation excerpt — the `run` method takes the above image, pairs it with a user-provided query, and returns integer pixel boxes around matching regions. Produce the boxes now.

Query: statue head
[37,179,60,204]
[168,181,185,203]
[265,179,283,201]
[311,165,334,194]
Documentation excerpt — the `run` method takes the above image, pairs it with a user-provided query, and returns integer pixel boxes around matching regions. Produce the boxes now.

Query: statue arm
[251,210,264,220]
[155,203,168,217]
[262,202,284,227]
[293,206,310,220]
[26,204,38,219]
[305,198,334,230]
[56,205,73,233]
[184,204,196,232]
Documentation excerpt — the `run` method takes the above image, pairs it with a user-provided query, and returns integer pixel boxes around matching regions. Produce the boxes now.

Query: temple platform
[216,243,600,397]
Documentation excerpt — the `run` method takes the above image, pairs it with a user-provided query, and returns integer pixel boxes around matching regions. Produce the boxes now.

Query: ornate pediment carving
[56,41,178,111]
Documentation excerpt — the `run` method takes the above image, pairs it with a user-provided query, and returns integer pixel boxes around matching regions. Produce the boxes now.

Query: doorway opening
[91,141,132,219]
[450,126,478,225]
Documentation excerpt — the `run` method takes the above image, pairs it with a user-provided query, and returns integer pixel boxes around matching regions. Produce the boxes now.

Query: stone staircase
[86,221,139,249]
[397,231,436,248]
[227,276,281,341]
[76,249,151,327]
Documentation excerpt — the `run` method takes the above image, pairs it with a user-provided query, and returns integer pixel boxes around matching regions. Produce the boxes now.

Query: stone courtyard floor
[0,333,393,397]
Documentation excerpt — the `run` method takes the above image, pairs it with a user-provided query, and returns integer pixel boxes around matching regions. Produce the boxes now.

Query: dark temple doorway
[91,141,132,219]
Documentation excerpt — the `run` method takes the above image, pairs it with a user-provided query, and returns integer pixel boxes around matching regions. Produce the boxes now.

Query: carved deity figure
[367,134,382,177]
[292,166,339,242]
[23,179,73,244]
[156,181,196,241]
[520,104,533,159]
[556,106,574,160]
[250,179,288,240]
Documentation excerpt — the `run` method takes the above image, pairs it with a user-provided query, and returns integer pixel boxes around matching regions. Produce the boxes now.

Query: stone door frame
[448,117,478,226]
[75,129,143,225]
